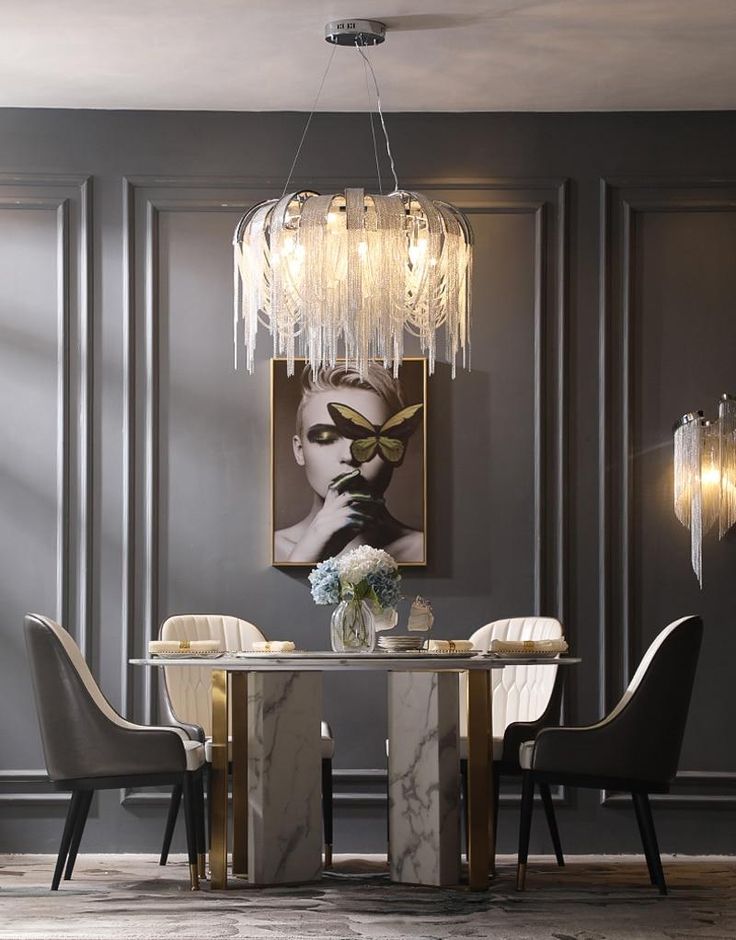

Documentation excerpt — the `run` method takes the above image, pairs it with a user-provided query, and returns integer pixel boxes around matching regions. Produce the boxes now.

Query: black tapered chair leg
[322,758,333,867]
[206,764,213,851]
[182,772,200,891]
[490,770,500,875]
[64,790,93,880]
[632,791,657,885]
[460,759,469,860]
[52,791,84,891]
[194,772,206,879]
[386,768,390,864]
[516,772,535,891]
[539,781,565,866]
[633,791,667,894]
[159,783,182,866]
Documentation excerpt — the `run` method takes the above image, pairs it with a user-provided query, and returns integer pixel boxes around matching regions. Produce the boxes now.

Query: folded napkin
[425,639,474,652]
[251,640,296,653]
[490,638,568,654]
[149,639,223,654]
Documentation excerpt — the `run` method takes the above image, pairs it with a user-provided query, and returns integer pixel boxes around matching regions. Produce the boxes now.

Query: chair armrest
[530,712,667,784]
[158,675,205,744]
[501,663,566,765]
[502,719,554,765]
[49,686,191,781]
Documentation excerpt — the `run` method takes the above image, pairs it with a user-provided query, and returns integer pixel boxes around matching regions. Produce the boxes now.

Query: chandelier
[233,20,473,379]
[673,393,736,586]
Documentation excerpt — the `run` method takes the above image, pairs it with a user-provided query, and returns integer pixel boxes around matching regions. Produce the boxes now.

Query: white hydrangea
[336,546,398,585]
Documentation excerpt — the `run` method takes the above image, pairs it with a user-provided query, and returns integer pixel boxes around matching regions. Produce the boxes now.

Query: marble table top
[130,653,581,672]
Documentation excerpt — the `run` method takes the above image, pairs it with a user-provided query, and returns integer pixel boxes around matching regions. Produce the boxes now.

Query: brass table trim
[209,669,229,889]
[466,670,493,891]
[128,656,580,891]
[231,672,249,877]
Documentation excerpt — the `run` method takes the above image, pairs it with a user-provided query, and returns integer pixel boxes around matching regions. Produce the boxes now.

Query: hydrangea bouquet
[309,546,401,652]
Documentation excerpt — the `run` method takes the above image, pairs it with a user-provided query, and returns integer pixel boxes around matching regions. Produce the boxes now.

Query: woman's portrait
[272,358,426,565]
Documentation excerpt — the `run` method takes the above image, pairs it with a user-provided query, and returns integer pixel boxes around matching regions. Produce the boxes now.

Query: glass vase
[330,599,377,653]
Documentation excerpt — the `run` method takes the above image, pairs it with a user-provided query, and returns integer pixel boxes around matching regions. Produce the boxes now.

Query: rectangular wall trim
[121,175,570,802]
[0,175,92,804]
[599,177,736,807]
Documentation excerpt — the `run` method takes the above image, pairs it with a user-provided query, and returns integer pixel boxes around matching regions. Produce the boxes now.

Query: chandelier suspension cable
[281,43,337,199]
[359,40,383,194]
[355,43,399,193]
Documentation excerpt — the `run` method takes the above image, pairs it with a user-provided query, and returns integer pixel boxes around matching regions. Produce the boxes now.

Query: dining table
[131,651,580,891]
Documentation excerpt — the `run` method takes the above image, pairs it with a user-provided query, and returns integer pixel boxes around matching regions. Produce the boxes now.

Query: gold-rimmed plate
[152,651,224,659]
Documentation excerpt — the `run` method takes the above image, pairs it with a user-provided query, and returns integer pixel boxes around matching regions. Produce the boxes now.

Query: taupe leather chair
[516,615,703,894]
[24,614,206,891]
[157,614,336,866]
[458,616,566,867]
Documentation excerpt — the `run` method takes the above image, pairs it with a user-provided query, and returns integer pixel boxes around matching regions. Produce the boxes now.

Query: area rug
[1,854,734,940]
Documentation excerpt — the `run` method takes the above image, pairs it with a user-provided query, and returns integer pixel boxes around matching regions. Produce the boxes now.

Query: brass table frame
[132,655,578,892]
[208,670,249,887]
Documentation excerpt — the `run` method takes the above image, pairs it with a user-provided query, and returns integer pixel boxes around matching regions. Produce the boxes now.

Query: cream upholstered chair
[24,614,206,891]
[517,615,703,893]
[458,616,566,866]
[157,614,336,865]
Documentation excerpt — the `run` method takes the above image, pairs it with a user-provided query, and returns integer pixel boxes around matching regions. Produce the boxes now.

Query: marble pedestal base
[247,672,322,885]
[387,671,461,886]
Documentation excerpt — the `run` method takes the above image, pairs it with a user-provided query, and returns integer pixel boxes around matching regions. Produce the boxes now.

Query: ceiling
[2,1,735,112]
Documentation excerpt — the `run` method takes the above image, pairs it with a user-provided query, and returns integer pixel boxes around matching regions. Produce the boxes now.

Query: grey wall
[1,109,735,855]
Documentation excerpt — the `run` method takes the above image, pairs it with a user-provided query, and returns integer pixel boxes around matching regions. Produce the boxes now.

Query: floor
[0,854,734,940]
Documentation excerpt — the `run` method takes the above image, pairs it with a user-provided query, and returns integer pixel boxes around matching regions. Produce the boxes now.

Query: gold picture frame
[271,357,427,567]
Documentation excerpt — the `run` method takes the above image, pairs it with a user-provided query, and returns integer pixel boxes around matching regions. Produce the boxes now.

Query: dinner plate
[232,649,299,656]
[482,650,564,659]
[230,650,481,659]
[382,649,481,657]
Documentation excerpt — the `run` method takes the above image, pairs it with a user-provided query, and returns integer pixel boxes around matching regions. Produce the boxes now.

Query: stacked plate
[377,635,425,652]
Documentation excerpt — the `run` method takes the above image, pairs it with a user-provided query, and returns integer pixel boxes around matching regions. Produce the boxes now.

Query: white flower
[336,546,398,585]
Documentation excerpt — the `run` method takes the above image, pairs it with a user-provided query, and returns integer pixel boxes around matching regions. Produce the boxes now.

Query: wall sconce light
[674,393,736,586]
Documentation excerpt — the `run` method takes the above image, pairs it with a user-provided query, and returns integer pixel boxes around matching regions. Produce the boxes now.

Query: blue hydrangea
[366,569,402,609]
[308,558,341,606]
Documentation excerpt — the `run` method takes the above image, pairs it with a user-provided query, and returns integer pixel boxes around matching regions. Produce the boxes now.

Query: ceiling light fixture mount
[233,19,473,380]
[325,19,386,46]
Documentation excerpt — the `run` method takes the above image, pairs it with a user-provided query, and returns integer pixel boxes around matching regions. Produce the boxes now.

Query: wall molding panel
[0,174,92,805]
[119,175,569,806]
[5,112,736,852]
[598,177,736,809]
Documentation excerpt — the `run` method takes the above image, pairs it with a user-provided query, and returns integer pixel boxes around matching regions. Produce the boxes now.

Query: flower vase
[330,599,377,653]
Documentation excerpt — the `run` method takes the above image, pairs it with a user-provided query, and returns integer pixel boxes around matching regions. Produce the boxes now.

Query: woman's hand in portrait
[285,469,385,561]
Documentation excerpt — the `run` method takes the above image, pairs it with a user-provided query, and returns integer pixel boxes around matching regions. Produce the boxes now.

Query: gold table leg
[209,669,229,889]
[467,669,493,891]
[231,672,248,878]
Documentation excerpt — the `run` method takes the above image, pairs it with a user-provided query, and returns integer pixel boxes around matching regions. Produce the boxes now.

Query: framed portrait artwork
[271,357,427,566]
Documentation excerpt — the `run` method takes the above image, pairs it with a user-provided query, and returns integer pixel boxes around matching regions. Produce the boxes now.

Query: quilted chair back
[161,614,265,735]
[459,616,563,738]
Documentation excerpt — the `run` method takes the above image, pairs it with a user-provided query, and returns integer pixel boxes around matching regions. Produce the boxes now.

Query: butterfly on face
[326,401,424,466]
